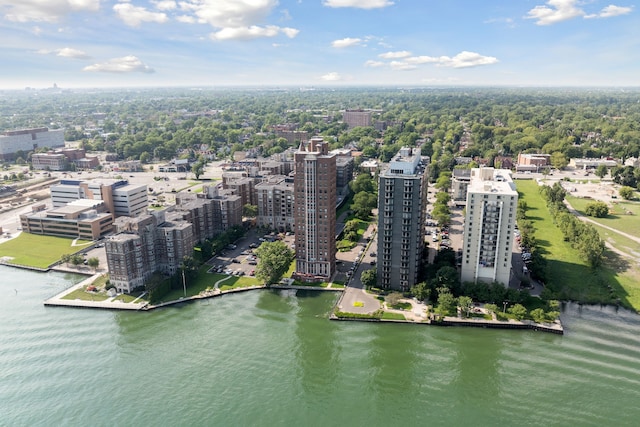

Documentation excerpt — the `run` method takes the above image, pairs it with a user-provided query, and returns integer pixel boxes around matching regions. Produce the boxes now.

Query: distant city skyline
[0,0,636,89]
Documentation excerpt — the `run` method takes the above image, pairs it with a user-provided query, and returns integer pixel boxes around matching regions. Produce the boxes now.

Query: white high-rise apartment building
[461,168,518,287]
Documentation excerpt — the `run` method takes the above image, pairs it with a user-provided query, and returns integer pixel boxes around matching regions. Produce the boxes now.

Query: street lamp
[182,269,187,297]
[502,301,508,313]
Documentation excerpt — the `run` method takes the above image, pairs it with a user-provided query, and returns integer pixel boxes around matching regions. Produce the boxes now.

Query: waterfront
[2,266,640,426]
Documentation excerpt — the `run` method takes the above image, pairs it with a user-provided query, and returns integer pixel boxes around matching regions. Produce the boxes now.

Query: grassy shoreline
[517,180,639,311]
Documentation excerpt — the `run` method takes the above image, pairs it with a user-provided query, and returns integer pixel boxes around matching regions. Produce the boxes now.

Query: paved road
[336,222,381,314]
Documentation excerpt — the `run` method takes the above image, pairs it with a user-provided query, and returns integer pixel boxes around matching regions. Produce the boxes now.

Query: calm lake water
[1,265,640,426]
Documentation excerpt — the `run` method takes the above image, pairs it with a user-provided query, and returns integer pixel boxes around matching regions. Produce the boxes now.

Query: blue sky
[0,0,637,89]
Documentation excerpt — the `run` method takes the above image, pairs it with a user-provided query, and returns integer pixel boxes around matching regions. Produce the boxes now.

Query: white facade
[51,183,84,207]
[461,168,518,287]
[112,184,148,217]
[0,128,65,159]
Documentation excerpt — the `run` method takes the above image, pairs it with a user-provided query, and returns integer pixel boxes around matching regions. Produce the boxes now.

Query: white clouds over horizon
[114,2,168,27]
[379,51,411,59]
[0,0,99,23]
[210,25,299,41]
[323,0,394,9]
[320,72,344,81]
[176,0,299,41]
[369,51,499,70]
[37,47,91,60]
[83,56,155,73]
[526,0,632,25]
[331,37,363,48]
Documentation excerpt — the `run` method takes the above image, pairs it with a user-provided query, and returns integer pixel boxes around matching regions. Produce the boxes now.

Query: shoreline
[43,277,565,334]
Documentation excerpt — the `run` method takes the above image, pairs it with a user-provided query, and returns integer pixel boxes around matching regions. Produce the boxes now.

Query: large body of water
[2,265,640,426]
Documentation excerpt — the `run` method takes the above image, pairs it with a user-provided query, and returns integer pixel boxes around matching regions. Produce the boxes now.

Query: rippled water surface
[2,266,640,426]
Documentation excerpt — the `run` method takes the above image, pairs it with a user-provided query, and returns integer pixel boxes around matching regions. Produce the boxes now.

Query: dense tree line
[3,88,640,177]
[540,183,605,267]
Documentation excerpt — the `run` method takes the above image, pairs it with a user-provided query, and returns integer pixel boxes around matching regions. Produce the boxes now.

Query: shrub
[585,201,609,218]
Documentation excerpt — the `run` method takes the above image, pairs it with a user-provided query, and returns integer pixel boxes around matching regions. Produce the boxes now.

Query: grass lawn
[113,293,142,303]
[0,233,89,268]
[517,180,639,310]
[382,312,406,320]
[390,302,412,310]
[283,259,296,278]
[62,287,109,301]
[161,266,228,301]
[331,283,346,289]
[218,276,261,291]
[567,195,640,239]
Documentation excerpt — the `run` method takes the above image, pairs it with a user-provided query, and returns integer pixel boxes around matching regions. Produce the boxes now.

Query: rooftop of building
[381,147,426,177]
[468,168,517,195]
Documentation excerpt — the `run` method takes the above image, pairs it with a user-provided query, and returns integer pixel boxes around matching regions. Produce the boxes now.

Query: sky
[0,0,637,89]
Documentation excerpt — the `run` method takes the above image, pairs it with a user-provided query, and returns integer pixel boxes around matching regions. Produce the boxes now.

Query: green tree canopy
[360,269,377,289]
[255,241,295,286]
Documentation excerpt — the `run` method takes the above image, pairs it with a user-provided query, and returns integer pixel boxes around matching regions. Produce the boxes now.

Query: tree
[484,303,498,315]
[87,257,100,271]
[585,201,609,218]
[530,308,546,323]
[619,186,635,200]
[411,281,430,302]
[351,191,377,220]
[550,152,568,170]
[192,160,205,179]
[255,240,295,286]
[350,173,375,194]
[180,255,198,280]
[595,164,608,179]
[457,296,473,318]
[243,204,258,217]
[360,269,377,289]
[508,303,527,320]
[435,287,456,317]
[385,292,403,307]
[70,254,84,266]
[60,253,71,265]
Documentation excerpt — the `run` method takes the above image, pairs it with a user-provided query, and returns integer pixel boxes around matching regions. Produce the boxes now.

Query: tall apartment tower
[376,147,428,291]
[461,168,518,286]
[294,137,337,280]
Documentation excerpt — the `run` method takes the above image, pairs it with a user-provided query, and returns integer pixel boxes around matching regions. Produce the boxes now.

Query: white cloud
[525,0,633,25]
[176,15,196,23]
[0,0,100,23]
[525,0,585,25]
[331,37,362,48]
[585,5,633,19]
[320,72,343,81]
[405,55,440,65]
[176,1,299,41]
[370,51,498,70]
[38,47,91,59]
[210,25,299,41]
[437,51,498,68]
[389,61,416,71]
[56,47,91,59]
[152,0,177,11]
[114,3,168,27]
[323,0,393,9]
[180,0,277,28]
[364,60,384,67]
[83,55,155,73]
[378,50,411,59]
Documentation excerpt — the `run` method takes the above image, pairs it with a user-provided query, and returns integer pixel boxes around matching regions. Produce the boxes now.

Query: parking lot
[205,229,295,278]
